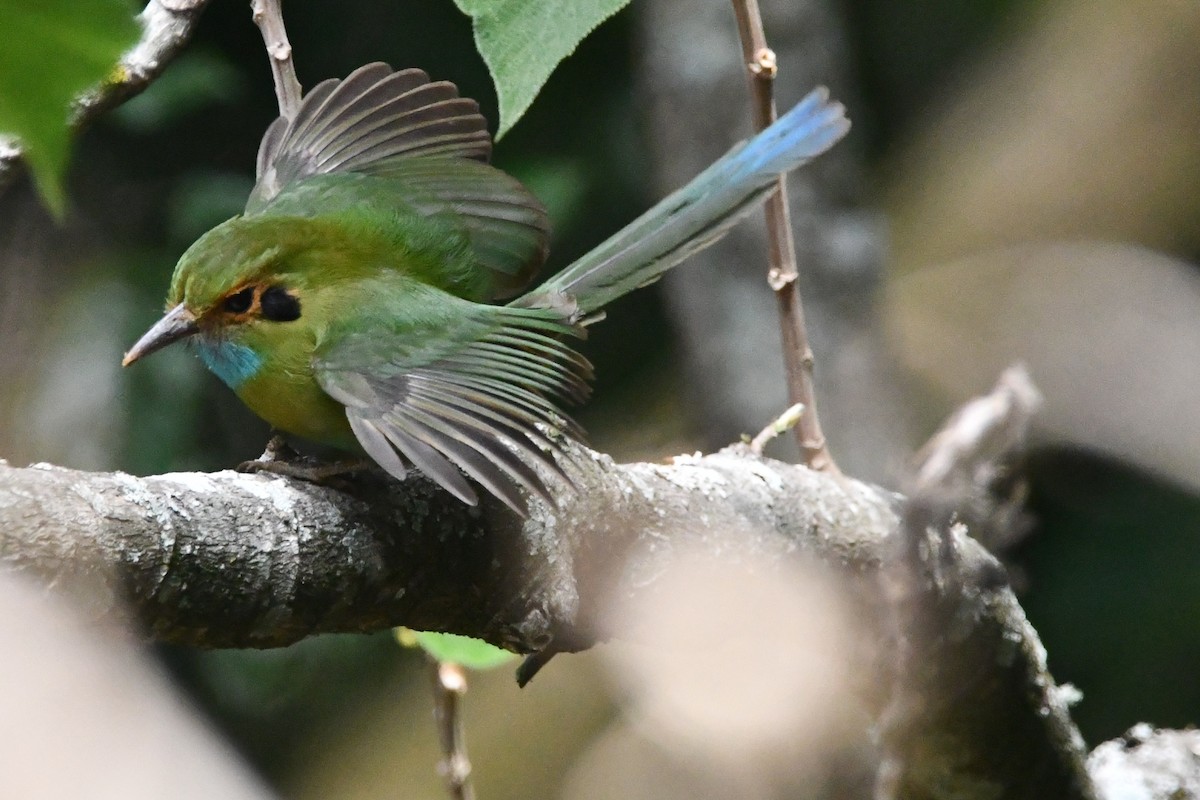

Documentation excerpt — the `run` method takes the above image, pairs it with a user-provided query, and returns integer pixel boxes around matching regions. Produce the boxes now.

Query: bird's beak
[122,303,199,367]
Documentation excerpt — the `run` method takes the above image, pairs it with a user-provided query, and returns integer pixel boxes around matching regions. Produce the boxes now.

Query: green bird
[123,63,849,513]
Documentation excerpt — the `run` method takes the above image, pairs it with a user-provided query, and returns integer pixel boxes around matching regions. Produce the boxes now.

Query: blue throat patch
[195,339,263,389]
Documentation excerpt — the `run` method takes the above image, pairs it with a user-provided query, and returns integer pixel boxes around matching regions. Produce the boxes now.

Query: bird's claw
[256,433,299,463]
[237,433,370,487]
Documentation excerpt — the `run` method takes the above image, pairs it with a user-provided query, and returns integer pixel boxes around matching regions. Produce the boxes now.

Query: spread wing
[250,63,490,205]
[315,304,592,514]
[247,62,549,298]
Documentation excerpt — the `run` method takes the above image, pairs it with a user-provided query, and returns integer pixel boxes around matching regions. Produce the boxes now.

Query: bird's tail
[515,88,850,317]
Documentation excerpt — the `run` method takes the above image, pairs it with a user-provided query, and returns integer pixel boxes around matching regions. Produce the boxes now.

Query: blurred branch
[730,0,838,473]
[875,366,1093,800]
[0,573,275,799]
[910,365,1041,492]
[250,0,303,120]
[1,428,1095,799]
[429,659,476,800]
[0,0,213,194]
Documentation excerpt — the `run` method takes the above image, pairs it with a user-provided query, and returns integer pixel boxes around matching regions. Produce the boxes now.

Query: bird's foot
[253,433,299,464]
[237,457,371,485]
[237,434,370,487]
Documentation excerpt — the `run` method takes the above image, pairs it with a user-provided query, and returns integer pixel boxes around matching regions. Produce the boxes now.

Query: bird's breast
[193,335,355,450]
[240,362,358,452]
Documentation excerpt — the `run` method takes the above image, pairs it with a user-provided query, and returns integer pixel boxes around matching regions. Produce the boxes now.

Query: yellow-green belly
[236,368,358,451]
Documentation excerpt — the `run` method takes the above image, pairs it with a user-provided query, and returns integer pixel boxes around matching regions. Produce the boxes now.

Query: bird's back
[248,63,551,303]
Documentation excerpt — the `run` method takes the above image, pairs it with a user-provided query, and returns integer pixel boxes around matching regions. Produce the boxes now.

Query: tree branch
[0,429,1096,799]
[429,658,476,800]
[1089,725,1200,800]
[0,0,213,194]
[0,445,888,651]
[730,0,839,473]
[250,0,303,120]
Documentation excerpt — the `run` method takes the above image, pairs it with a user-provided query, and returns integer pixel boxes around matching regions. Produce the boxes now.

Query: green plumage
[125,63,850,513]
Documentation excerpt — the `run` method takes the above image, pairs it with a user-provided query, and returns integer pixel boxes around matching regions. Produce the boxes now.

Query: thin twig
[249,0,303,119]
[748,402,805,455]
[0,0,214,194]
[428,657,476,800]
[729,0,839,474]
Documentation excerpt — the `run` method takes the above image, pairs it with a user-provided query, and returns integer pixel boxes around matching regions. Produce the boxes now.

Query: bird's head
[121,216,340,384]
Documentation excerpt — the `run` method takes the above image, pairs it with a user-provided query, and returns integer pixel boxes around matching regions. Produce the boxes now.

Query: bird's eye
[261,285,301,322]
[222,287,254,314]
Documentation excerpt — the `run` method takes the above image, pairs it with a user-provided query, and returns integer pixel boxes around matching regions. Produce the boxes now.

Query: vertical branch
[250,0,302,119]
[428,658,476,800]
[729,0,839,474]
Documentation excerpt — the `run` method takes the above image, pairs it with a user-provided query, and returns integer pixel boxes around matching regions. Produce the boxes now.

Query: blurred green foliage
[160,632,411,773]
[0,0,138,214]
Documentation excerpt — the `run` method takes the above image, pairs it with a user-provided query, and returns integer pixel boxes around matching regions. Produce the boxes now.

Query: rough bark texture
[879,502,1095,800]
[1088,725,1200,800]
[0,440,1098,800]
[871,368,1095,800]
[0,446,891,651]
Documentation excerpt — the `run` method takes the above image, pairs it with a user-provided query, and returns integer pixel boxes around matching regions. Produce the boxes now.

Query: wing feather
[396,402,550,509]
[375,415,479,505]
[316,306,589,513]
[445,349,576,394]
[405,391,566,475]
[250,63,491,208]
[341,157,550,298]
[391,413,523,511]
[347,413,411,479]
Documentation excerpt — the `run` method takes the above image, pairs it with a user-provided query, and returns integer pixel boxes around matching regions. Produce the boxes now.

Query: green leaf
[396,628,518,670]
[454,0,631,139]
[0,0,139,215]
